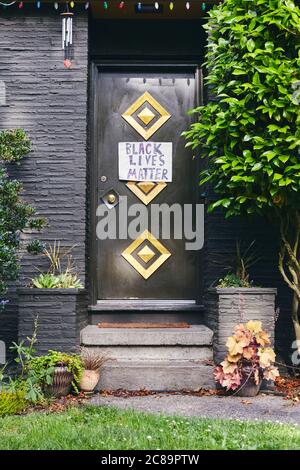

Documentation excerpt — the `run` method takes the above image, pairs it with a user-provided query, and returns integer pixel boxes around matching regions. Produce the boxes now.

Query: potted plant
[18,241,87,355]
[204,242,277,363]
[79,348,109,393]
[29,350,84,398]
[215,320,279,397]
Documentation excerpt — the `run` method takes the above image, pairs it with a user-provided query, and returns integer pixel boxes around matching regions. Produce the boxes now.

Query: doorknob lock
[101,189,119,208]
[107,193,116,204]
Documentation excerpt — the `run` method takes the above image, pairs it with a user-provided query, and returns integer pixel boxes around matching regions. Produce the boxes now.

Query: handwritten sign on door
[118,142,173,182]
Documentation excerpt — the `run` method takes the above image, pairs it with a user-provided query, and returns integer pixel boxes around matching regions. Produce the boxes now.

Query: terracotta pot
[235,367,262,397]
[45,366,73,398]
[79,370,100,392]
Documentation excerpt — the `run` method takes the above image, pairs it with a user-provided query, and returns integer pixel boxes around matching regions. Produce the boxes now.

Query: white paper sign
[118,142,173,182]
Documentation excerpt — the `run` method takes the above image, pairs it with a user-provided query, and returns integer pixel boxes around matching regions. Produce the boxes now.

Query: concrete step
[81,324,213,346]
[97,360,215,392]
[81,325,214,391]
[84,345,212,361]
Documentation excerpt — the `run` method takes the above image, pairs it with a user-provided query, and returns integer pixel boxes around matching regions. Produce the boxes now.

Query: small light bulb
[137,2,142,11]
[19,1,24,8]
[103,1,108,9]
[37,1,41,8]
[154,1,159,10]
[54,2,58,9]
[119,1,125,8]
[70,1,75,8]
[85,1,89,9]
[186,1,190,10]
[202,2,206,11]
[169,1,174,10]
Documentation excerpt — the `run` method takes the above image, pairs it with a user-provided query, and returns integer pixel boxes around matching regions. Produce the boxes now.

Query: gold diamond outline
[122,92,171,140]
[126,181,167,205]
[122,230,171,280]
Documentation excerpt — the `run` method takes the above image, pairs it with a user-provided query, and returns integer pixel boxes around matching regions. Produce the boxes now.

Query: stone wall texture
[0,10,88,360]
[18,289,88,355]
[205,288,277,364]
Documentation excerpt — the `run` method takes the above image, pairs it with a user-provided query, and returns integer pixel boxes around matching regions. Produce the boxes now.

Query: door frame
[88,61,203,305]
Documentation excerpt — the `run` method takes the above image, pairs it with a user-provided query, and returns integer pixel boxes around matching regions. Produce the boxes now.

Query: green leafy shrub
[218,273,252,288]
[2,322,83,401]
[0,391,28,416]
[183,0,300,345]
[29,351,84,393]
[0,129,46,308]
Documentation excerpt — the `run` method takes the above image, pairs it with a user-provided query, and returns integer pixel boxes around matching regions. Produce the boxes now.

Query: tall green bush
[0,129,45,307]
[183,0,300,346]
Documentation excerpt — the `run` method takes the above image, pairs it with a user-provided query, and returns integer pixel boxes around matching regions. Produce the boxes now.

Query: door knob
[107,193,116,204]
[101,189,119,208]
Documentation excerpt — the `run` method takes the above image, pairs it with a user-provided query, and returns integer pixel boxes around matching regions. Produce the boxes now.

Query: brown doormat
[97,322,191,329]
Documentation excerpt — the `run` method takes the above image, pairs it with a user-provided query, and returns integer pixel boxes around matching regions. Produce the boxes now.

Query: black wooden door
[95,67,200,300]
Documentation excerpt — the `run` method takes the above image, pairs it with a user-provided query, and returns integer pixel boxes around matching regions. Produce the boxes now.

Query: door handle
[107,193,116,204]
[101,189,119,208]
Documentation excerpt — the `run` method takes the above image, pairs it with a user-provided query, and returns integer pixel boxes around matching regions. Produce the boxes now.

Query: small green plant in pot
[29,351,84,398]
[31,241,83,289]
[79,348,109,393]
[217,241,259,288]
[215,321,279,397]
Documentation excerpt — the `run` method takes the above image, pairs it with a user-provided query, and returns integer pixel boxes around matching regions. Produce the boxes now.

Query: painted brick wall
[0,10,88,360]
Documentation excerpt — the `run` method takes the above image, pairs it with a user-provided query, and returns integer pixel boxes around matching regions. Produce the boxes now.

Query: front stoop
[80,325,214,391]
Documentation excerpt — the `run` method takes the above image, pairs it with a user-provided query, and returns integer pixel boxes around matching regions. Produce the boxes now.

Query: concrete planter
[204,287,277,364]
[18,288,88,355]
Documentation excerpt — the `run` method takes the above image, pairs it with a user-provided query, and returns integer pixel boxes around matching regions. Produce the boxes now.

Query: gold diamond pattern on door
[122,230,171,280]
[121,92,171,279]
[122,91,171,141]
[126,181,167,205]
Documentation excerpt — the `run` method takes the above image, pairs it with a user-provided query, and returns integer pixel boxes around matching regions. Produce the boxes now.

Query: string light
[0,1,16,6]
[0,0,208,15]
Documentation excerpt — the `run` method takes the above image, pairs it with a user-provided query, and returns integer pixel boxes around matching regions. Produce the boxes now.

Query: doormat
[97,322,191,329]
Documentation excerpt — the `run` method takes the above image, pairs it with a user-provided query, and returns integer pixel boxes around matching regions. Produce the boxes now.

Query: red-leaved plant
[215,321,279,392]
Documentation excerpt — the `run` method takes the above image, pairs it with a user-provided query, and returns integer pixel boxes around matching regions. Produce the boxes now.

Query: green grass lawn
[0,405,299,450]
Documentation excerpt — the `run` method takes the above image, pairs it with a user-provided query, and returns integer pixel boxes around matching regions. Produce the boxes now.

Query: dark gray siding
[0,10,88,360]
[0,13,294,366]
